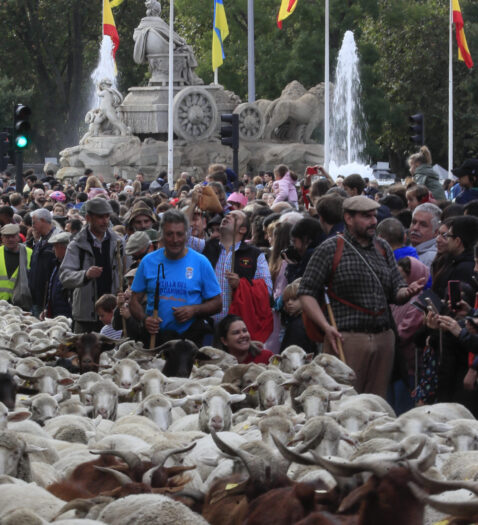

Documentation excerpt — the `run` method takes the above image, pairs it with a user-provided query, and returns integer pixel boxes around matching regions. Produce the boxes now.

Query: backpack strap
[326,234,386,317]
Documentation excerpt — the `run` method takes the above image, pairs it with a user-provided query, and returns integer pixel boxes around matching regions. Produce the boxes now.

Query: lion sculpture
[263,81,328,143]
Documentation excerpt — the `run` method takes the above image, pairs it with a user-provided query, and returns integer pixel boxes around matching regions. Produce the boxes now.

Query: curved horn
[310,452,391,478]
[0,346,26,356]
[53,496,114,520]
[153,442,197,467]
[29,344,59,354]
[13,370,37,381]
[408,481,478,517]
[399,435,427,461]
[410,464,478,496]
[94,466,133,486]
[89,449,142,471]
[97,335,129,345]
[210,428,268,483]
[271,433,316,465]
[294,425,327,453]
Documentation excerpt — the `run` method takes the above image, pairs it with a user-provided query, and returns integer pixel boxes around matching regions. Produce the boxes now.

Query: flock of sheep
[1,300,478,524]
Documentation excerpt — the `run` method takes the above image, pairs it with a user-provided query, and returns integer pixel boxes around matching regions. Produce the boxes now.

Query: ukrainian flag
[212,0,229,71]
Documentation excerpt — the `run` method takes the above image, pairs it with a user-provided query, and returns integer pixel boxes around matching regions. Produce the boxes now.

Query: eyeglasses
[437,231,457,239]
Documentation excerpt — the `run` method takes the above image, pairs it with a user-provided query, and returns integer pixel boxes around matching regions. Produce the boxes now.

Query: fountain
[329,30,373,179]
[57,1,327,180]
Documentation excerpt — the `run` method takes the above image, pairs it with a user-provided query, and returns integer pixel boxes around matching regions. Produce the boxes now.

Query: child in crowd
[95,294,123,339]
[280,279,317,354]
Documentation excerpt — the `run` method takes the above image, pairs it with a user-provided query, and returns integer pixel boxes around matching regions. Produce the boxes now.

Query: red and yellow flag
[103,0,120,59]
[277,0,298,29]
[452,0,473,69]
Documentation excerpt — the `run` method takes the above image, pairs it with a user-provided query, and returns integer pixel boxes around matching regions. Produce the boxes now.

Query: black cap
[452,159,478,178]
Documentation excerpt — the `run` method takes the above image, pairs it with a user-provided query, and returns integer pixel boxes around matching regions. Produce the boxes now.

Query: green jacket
[414,164,446,201]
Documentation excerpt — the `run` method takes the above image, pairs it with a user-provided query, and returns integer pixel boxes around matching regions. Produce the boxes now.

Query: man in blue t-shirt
[129,209,222,346]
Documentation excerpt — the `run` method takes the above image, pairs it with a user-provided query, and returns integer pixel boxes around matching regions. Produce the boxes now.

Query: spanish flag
[103,0,120,60]
[212,0,229,71]
[452,0,473,69]
[277,0,298,29]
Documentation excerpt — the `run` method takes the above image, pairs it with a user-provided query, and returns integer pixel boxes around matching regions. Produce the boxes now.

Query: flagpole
[247,0,255,102]
[167,0,174,190]
[448,0,453,175]
[214,68,218,85]
[324,0,330,171]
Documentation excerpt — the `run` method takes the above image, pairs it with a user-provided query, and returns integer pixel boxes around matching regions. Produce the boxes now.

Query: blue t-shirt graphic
[132,248,221,333]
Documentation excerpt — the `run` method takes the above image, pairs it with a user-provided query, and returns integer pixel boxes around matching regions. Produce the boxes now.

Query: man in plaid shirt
[299,196,425,397]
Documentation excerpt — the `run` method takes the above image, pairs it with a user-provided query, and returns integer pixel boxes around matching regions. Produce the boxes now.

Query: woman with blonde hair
[85,175,102,193]
[408,146,445,201]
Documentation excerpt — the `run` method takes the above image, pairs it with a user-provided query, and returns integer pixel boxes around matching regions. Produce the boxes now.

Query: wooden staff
[324,287,346,364]
[230,216,238,272]
[150,263,164,349]
[116,240,127,337]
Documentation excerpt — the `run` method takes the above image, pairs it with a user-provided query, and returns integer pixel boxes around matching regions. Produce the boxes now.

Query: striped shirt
[100,324,123,339]
[188,236,272,322]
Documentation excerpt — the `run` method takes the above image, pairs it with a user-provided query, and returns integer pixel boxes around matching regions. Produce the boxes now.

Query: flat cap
[452,159,478,178]
[144,229,160,242]
[48,232,71,245]
[343,196,380,212]
[125,267,137,279]
[127,201,157,224]
[0,223,19,235]
[84,198,113,215]
[125,231,151,256]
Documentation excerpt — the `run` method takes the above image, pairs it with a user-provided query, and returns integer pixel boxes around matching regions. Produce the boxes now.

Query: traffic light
[409,113,425,146]
[220,113,239,149]
[13,104,31,149]
[0,132,9,171]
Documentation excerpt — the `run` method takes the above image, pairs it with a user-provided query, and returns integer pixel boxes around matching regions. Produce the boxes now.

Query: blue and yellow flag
[212,0,229,71]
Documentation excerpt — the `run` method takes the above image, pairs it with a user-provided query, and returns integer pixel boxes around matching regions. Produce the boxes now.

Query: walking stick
[150,263,165,349]
[231,217,237,272]
[116,240,127,337]
[324,287,346,364]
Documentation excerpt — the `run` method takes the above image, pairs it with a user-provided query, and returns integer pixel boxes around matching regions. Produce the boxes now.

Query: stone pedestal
[120,83,239,138]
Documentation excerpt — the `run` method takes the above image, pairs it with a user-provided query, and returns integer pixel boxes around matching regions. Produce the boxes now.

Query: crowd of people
[2,145,478,416]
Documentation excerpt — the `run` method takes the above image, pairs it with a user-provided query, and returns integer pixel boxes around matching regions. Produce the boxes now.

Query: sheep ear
[7,410,31,422]
[228,394,246,404]
[195,351,212,362]
[305,353,314,362]
[429,422,453,433]
[281,378,299,390]
[19,397,32,407]
[268,354,281,365]
[373,421,401,433]
[242,383,258,395]
[58,377,75,386]
[171,397,188,407]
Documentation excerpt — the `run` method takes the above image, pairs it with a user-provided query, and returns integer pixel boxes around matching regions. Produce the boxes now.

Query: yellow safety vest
[0,245,32,302]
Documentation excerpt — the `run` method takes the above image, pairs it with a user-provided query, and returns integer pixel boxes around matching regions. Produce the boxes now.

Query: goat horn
[399,435,427,461]
[271,433,316,466]
[294,425,327,453]
[210,428,268,483]
[13,370,37,381]
[94,466,133,486]
[29,344,59,354]
[173,488,205,503]
[53,496,113,520]
[89,449,141,471]
[408,481,478,517]
[410,464,478,496]
[153,442,197,467]
[0,346,26,356]
[310,452,391,478]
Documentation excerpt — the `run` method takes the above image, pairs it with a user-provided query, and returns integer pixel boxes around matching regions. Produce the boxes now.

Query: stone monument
[59,0,326,181]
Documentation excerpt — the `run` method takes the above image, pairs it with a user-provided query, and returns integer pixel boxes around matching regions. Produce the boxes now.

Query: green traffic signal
[13,103,31,150]
[15,135,28,149]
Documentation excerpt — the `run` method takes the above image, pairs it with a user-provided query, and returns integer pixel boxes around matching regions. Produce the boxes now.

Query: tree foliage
[1,0,478,171]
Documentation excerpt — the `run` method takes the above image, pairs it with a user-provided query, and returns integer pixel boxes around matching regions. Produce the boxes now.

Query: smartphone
[306,166,318,175]
[448,280,461,310]
[424,297,438,314]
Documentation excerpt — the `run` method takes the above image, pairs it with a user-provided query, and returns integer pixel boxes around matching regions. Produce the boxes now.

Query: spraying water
[329,31,372,179]
[90,35,117,109]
